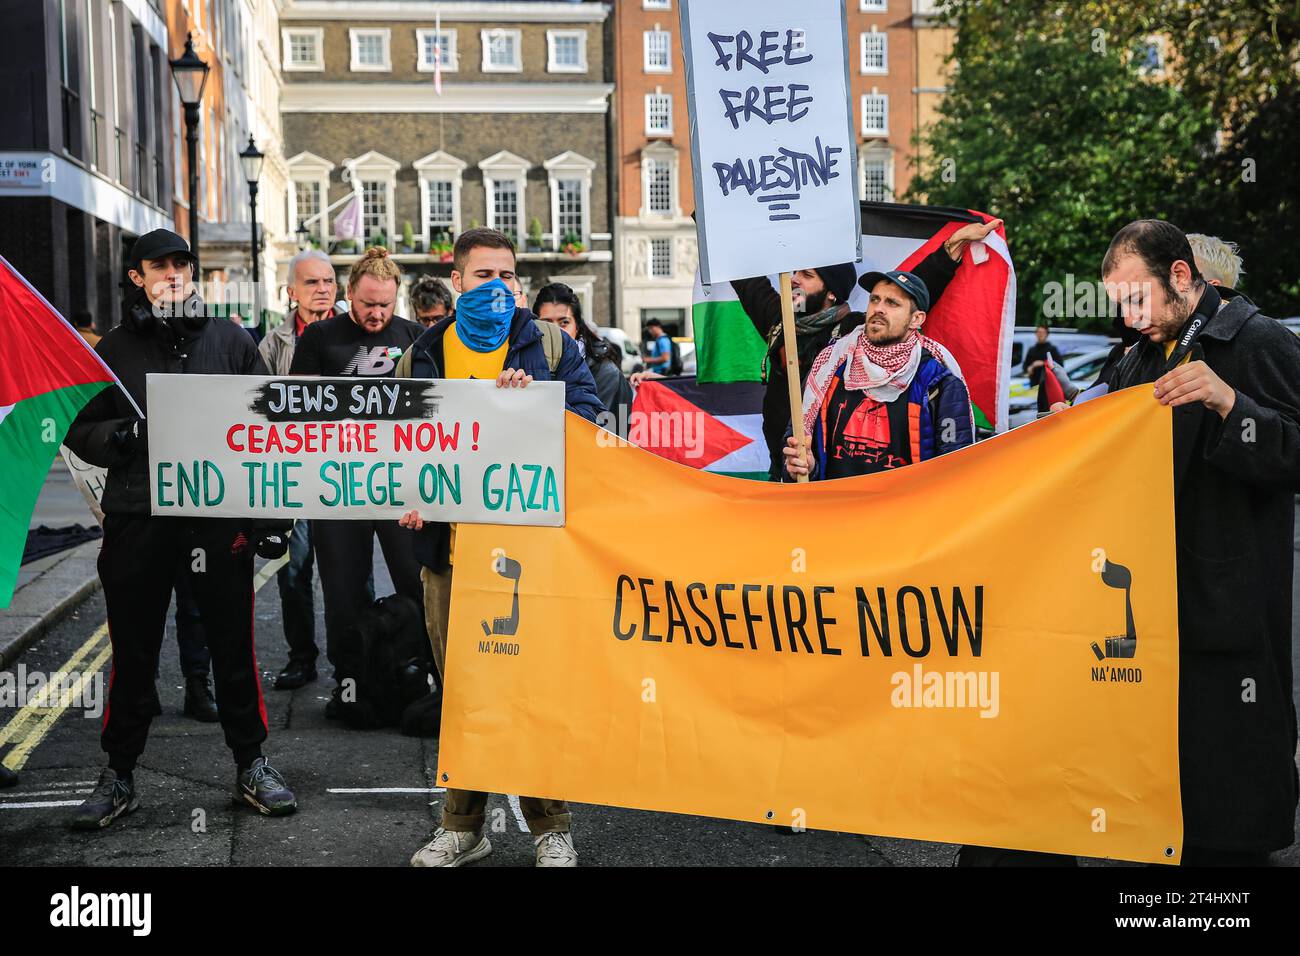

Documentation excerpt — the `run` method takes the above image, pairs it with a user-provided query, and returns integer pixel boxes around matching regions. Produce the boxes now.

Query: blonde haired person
[289,248,433,720]
[1186,233,1244,289]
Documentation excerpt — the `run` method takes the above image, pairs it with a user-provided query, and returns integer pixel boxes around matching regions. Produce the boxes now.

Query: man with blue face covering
[396,228,601,868]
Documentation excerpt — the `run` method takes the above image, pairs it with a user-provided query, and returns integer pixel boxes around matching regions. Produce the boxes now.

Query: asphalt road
[2,528,1298,868]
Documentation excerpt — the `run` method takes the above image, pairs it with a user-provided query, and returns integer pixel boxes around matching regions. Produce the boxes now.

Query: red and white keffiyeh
[800,328,950,439]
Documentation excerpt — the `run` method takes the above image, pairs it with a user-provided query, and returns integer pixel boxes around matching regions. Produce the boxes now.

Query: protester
[1186,233,1244,289]
[783,270,974,480]
[172,573,218,722]
[508,274,528,310]
[533,281,632,434]
[72,309,99,349]
[732,218,1002,479]
[410,274,454,328]
[1021,324,1063,386]
[1098,219,1298,865]
[397,227,601,868]
[260,249,345,691]
[64,229,296,828]
[642,318,673,375]
[289,247,428,717]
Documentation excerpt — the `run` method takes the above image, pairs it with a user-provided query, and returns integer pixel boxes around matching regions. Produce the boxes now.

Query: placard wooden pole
[779,271,808,484]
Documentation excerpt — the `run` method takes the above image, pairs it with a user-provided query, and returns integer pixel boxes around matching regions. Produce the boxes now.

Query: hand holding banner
[146,374,566,525]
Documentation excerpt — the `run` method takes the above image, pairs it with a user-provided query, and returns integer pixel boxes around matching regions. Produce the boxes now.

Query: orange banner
[438,387,1182,864]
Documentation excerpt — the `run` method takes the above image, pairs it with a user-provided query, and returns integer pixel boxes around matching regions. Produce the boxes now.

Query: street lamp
[169,33,210,274]
[239,136,264,328]
[296,221,311,251]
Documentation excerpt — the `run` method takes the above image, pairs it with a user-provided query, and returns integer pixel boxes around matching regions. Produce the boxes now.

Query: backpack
[534,320,563,373]
[668,337,684,376]
[340,594,433,729]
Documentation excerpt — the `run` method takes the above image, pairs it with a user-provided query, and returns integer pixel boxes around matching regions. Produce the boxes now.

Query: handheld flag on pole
[692,201,1017,433]
[0,256,123,606]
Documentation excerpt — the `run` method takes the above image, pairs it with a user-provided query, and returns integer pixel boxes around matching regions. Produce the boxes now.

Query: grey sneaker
[534,831,577,867]
[69,768,138,830]
[235,757,297,816]
[410,827,492,867]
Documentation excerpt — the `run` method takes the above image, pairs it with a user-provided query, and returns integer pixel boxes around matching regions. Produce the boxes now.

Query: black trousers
[276,519,317,666]
[99,515,267,773]
[312,519,425,684]
[172,571,210,679]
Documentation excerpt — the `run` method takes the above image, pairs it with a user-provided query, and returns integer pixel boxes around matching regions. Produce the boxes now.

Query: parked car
[1008,347,1115,428]
[596,326,642,375]
[1009,326,1112,370]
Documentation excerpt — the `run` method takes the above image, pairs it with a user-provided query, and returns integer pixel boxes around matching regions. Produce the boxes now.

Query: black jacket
[1104,285,1300,852]
[403,307,602,573]
[65,299,267,516]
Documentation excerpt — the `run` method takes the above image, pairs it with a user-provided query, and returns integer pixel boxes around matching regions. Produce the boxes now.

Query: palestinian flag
[692,201,1017,433]
[0,256,120,607]
[629,376,769,480]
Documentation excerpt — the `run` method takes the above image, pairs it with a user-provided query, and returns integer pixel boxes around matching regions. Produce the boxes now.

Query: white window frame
[286,151,335,241]
[859,145,894,202]
[861,29,888,75]
[479,150,531,243]
[544,151,596,249]
[481,28,522,73]
[547,29,588,74]
[282,27,323,72]
[413,150,467,249]
[644,27,672,73]
[649,237,673,279]
[347,150,400,245]
[350,28,391,72]
[860,0,888,11]
[862,91,889,137]
[640,142,679,219]
[416,29,459,73]
[645,90,673,136]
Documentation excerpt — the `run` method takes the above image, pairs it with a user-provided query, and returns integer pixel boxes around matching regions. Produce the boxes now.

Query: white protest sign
[681,0,860,285]
[146,375,566,525]
[60,447,107,527]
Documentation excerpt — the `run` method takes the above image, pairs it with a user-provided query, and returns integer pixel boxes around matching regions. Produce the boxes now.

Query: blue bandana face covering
[454,278,514,352]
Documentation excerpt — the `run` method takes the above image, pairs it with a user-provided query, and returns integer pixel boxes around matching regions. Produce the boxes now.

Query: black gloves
[253,519,293,560]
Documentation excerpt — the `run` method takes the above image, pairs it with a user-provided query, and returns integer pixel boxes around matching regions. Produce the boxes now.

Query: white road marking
[506,795,529,833]
[0,788,92,798]
[0,799,85,809]
[325,787,446,794]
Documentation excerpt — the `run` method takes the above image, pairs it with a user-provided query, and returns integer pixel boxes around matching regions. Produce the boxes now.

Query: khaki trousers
[421,566,571,835]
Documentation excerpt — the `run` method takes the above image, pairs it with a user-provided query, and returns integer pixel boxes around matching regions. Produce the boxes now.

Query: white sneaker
[410,827,492,867]
[534,831,577,867]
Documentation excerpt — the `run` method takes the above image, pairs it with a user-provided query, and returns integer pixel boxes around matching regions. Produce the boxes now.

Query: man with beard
[289,247,427,719]
[64,229,296,828]
[1097,219,1299,865]
[783,269,973,480]
[730,218,1000,480]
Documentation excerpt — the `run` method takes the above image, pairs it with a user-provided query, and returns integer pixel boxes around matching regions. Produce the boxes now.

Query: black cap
[127,229,195,270]
[857,269,931,312]
[814,262,859,306]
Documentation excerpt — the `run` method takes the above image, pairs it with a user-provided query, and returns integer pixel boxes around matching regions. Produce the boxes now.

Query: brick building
[278,0,616,323]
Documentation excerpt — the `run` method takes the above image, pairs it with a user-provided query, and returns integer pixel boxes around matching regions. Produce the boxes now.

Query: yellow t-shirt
[1164,339,1191,366]
[443,324,509,565]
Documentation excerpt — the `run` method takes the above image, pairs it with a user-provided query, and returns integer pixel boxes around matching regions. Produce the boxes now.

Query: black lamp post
[169,33,210,274]
[239,136,264,326]
[296,221,311,251]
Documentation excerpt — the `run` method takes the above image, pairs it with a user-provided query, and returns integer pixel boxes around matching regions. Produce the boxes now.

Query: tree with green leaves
[908,1,1219,329]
